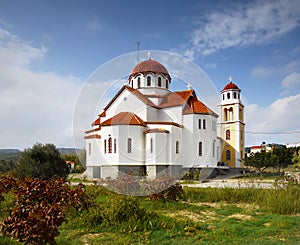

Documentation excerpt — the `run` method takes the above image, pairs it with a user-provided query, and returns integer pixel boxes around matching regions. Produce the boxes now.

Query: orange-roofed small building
[84,57,245,179]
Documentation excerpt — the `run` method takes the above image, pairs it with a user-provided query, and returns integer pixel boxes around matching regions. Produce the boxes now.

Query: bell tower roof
[222,76,240,92]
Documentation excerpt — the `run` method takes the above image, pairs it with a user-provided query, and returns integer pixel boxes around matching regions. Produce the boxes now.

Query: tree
[61,152,85,173]
[14,143,69,180]
[271,148,293,173]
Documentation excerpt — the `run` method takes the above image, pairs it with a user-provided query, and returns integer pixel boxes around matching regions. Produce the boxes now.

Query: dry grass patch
[164,210,201,222]
[228,213,253,220]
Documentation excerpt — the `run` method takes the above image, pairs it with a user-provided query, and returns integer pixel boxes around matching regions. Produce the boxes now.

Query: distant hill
[0,149,21,161]
[58,148,84,155]
[0,148,85,161]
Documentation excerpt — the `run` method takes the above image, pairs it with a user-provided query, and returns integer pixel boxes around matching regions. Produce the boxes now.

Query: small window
[127,138,132,153]
[198,119,201,129]
[147,76,151,86]
[150,138,153,153]
[223,94,225,100]
[104,139,107,154]
[166,80,168,89]
[226,129,230,140]
[234,92,237,99]
[114,139,116,153]
[158,77,161,87]
[227,92,230,99]
[88,142,91,156]
[238,93,240,99]
[199,142,203,156]
[175,141,179,154]
[203,119,206,129]
[137,77,141,88]
[212,140,215,157]
[108,137,112,153]
[226,150,231,160]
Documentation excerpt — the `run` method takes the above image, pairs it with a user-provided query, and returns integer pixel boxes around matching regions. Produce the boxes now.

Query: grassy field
[1,183,299,244]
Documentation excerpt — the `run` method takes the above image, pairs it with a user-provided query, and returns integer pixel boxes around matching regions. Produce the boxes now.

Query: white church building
[85,55,245,179]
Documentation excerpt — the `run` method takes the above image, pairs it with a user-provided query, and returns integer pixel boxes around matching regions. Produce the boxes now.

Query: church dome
[130,59,170,79]
[222,82,240,91]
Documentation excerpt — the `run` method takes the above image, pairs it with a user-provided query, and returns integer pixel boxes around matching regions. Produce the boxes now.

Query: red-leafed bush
[0,174,17,202]
[1,176,89,245]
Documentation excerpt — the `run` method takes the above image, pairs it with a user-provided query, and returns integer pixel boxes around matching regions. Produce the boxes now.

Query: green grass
[1,185,300,244]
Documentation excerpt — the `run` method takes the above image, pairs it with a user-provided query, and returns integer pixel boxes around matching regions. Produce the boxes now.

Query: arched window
[131,80,133,87]
[223,94,225,100]
[150,138,153,153]
[198,119,201,129]
[104,139,107,154]
[114,139,116,153]
[147,76,151,86]
[108,137,112,153]
[203,119,206,129]
[199,142,203,156]
[226,150,231,160]
[227,92,230,99]
[158,77,161,87]
[229,108,233,121]
[226,129,230,140]
[166,80,168,89]
[175,141,179,154]
[137,77,141,88]
[88,143,91,156]
[127,138,132,153]
[234,92,237,99]
[224,108,228,121]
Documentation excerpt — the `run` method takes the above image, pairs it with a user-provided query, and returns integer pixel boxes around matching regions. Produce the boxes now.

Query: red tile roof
[84,134,101,139]
[251,146,262,149]
[130,59,170,80]
[101,112,147,127]
[222,82,240,91]
[85,128,100,134]
[183,96,218,117]
[144,128,170,134]
[159,90,194,108]
[92,117,100,126]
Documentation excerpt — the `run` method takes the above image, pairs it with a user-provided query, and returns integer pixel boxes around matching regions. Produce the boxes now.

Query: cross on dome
[187,82,192,90]
[147,51,152,60]
[228,76,233,83]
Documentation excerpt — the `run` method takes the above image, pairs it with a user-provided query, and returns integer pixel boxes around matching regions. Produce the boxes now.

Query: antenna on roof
[136,41,140,64]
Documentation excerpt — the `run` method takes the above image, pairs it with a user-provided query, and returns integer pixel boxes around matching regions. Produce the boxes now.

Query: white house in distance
[85,55,245,179]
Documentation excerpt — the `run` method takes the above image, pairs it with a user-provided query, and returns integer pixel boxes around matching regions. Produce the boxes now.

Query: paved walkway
[182,179,286,189]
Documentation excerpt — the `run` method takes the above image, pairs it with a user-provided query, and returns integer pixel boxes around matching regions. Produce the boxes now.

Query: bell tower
[219,76,245,168]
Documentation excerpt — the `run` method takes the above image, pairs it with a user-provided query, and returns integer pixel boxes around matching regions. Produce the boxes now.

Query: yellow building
[218,77,245,168]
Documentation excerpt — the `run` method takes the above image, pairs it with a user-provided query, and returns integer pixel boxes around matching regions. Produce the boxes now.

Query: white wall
[103,89,148,121]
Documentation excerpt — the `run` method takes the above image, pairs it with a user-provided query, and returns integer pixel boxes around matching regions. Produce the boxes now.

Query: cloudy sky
[0,0,300,149]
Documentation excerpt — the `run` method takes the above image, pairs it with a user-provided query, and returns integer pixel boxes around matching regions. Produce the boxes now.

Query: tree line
[243,146,300,173]
[0,143,85,178]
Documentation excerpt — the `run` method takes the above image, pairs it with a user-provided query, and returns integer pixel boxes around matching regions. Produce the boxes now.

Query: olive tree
[14,143,69,179]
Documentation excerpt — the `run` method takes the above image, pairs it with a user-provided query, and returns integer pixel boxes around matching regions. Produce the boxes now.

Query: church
[84,54,245,179]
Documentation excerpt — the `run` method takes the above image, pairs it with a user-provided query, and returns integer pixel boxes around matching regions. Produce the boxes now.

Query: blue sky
[0,0,300,149]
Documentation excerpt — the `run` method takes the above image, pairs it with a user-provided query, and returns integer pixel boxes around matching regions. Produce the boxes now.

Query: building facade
[85,57,245,179]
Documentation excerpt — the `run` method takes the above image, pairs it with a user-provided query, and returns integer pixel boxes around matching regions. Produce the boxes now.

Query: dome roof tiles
[130,59,170,79]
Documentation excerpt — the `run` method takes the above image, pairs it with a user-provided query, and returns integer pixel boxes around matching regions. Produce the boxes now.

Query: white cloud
[245,93,300,146]
[251,60,300,78]
[280,72,300,95]
[183,0,300,59]
[0,26,83,149]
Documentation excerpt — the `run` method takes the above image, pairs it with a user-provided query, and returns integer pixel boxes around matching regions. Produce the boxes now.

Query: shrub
[1,177,89,244]
[14,143,69,180]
